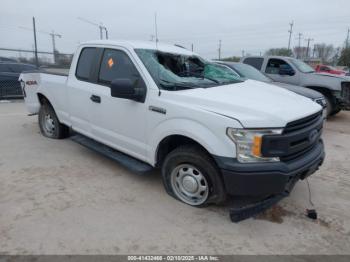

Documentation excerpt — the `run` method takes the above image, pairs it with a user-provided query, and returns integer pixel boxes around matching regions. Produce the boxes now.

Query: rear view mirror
[110,78,146,102]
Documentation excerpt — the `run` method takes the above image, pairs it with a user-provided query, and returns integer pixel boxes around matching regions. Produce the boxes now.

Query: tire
[329,107,341,116]
[325,96,334,118]
[38,103,69,139]
[161,145,226,207]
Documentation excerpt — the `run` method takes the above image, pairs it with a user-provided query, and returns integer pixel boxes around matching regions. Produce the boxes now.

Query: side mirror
[279,65,295,76]
[110,78,146,102]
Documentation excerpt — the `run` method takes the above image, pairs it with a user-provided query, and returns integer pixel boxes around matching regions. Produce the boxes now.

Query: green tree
[338,47,350,68]
[265,48,293,57]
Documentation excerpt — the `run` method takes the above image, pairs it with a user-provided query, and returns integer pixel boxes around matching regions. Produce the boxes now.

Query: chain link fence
[0,48,72,100]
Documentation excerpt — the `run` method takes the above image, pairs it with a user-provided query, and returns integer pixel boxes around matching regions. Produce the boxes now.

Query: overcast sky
[1,0,350,59]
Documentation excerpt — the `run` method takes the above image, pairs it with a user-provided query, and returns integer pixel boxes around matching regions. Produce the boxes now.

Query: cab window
[98,49,144,88]
[242,57,264,70]
[265,58,293,75]
[76,47,98,81]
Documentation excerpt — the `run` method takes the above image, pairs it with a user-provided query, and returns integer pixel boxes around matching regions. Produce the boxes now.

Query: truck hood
[168,80,322,128]
[272,82,324,100]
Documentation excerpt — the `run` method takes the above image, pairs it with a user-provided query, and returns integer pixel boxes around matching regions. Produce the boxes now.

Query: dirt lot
[0,101,350,255]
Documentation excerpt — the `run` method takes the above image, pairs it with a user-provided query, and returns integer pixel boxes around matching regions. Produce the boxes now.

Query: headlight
[226,128,282,163]
[313,97,326,108]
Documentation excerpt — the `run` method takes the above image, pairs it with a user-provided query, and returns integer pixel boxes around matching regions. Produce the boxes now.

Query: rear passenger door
[88,48,149,162]
[68,47,101,136]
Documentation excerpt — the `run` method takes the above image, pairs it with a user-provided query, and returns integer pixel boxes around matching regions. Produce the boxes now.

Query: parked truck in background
[315,64,349,76]
[19,40,325,216]
[216,61,327,118]
[241,56,350,116]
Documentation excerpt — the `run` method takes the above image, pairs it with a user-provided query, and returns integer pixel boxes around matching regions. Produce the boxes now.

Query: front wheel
[161,145,226,207]
[38,103,69,139]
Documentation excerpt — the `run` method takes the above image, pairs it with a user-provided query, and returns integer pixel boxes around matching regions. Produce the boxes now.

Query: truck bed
[19,70,68,115]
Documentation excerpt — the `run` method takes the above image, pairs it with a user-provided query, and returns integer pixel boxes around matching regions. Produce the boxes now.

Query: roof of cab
[81,40,194,55]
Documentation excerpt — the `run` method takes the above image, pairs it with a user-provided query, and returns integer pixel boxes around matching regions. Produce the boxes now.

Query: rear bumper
[214,139,325,197]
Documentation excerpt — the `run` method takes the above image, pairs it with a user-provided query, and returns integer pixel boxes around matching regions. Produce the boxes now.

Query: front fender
[148,118,237,165]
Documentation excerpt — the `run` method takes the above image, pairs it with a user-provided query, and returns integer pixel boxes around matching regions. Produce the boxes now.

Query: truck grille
[261,111,323,162]
[283,111,322,134]
[341,82,350,104]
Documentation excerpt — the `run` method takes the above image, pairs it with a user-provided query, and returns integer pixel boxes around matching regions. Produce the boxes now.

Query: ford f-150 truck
[241,56,350,116]
[20,41,325,218]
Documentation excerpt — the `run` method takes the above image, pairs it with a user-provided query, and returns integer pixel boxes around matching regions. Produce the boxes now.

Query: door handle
[90,95,101,103]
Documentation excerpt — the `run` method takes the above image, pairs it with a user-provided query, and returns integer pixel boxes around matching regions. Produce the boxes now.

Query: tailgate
[19,72,41,114]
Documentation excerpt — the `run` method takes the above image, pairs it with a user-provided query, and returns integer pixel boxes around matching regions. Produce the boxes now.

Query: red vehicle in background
[315,64,348,76]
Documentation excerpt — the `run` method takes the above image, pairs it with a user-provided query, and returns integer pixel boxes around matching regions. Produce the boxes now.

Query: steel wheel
[170,164,209,206]
[43,112,56,136]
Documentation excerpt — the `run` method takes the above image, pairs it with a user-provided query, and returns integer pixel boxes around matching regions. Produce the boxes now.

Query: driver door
[265,58,299,85]
[89,48,149,162]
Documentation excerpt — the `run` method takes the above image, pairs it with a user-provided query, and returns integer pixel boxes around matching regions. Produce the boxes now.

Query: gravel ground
[0,101,349,255]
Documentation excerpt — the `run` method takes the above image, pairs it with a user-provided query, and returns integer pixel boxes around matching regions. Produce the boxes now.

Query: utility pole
[296,33,303,59]
[78,17,108,40]
[287,21,294,51]
[50,30,62,63]
[32,17,39,67]
[305,38,314,59]
[19,26,62,64]
[191,43,194,52]
[346,28,350,48]
[154,12,159,43]
[218,40,221,60]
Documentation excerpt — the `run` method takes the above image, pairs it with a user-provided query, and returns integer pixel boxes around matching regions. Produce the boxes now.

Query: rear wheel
[161,145,226,207]
[325,96,334,118]
[38,103,69,139]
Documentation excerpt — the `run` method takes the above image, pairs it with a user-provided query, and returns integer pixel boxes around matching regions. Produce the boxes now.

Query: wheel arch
[150,119,235,167]
[155,134,212,168]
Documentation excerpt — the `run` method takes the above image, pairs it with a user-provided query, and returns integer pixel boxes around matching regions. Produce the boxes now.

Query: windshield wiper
[159,79,198,91]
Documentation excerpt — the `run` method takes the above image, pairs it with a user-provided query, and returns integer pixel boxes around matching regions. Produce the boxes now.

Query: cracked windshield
[135,49,242,90]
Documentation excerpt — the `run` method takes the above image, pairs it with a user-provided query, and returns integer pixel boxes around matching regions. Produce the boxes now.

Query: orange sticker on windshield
[107,58,114,68]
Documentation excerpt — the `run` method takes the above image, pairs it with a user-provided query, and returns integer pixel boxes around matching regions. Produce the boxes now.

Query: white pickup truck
[20,40,325,218]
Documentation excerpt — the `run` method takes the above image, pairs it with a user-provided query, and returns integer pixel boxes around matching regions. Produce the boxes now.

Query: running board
[71,134,153,174]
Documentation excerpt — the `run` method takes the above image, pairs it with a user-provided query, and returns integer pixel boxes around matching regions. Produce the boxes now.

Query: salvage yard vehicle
[216,61,327,117]
[0,62,37,99]
[241,56,350,116]
[20,40,325,221]
[315,64,348,76]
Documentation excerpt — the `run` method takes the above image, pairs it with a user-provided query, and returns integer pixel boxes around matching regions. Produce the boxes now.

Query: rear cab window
[75,47,98,81]
[242,57,264,71]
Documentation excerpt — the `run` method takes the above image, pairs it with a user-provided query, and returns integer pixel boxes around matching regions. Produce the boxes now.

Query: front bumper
[214,139,325,197]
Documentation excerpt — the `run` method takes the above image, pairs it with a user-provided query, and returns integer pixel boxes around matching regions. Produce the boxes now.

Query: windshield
[230,63,273,82]
[289,58,315,73]
[135,49,241,90]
